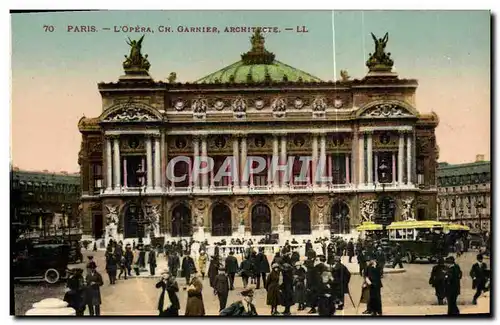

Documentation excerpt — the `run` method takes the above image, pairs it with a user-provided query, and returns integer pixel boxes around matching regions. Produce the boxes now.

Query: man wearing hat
[332,256,351,309]
[255,247,270,289]
[156,270,180,316]
[63,268,85,316]
[364,256,383,316]
[220,288,258,316]
[444,256,462,315]
[470,254,489,305]
[225,251,239,290]
[84,262,104,316]
[214,267,231,311]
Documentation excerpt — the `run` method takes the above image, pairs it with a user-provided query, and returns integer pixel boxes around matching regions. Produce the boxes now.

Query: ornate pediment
[101,102,162,123]
[357,100,418,119]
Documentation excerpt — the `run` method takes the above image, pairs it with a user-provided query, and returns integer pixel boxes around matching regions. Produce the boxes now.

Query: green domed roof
[196,28,322,84]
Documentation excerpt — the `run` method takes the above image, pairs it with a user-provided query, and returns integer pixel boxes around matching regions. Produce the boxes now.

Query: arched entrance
[171,204,192,237]
[212,203,232,236]
[124,204,140,238]
[291,202,311,235]
[331,201,350,234]
[251,203,271,235]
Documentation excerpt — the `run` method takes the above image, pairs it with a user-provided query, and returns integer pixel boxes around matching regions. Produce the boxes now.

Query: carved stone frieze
[360,199,377,222]
[363,103,413,118]
[103,103,159,122]
[192,98,208,118]
[271,97,286,118]
[312,96,327,118]
[232,97,247,118]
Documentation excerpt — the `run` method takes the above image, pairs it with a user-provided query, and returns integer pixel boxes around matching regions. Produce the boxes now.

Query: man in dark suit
[148,249,157,276]
[346,239,355,263]
[429,257,447,305]
[470,254,489,305]
[214,267,231,311]
[365,257,383,316]
[445,256,462,315]
[255,248,270,289]
[331,256,351,309]
[156,270,180,316]
[305,240,313,256]
[225,251,239,290]
[85,262,104,316]
[168,251,180,277]
[181,254,196,289]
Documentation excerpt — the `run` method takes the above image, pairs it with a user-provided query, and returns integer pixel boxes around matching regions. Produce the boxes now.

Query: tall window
[92,164,103,194]
[251,156,268,187]
[213,156,230,187]
[331,154,346,184]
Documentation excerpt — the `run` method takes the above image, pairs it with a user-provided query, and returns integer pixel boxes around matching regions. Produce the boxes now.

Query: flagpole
[332,10,337,82]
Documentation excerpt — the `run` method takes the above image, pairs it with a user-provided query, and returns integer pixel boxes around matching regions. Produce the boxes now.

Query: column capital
[151,133,161,139]
[108,134,120,140]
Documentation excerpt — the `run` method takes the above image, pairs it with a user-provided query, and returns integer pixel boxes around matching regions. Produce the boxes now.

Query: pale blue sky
[11,10,491,172]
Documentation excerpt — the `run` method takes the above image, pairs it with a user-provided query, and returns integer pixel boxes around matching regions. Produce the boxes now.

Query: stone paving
[78,250,489,316]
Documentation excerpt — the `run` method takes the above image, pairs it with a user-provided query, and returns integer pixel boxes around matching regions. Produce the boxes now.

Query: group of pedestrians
[429,254,490,315]
[63,257,104,316]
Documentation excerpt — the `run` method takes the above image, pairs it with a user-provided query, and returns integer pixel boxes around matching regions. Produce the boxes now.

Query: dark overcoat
[85,271,104,305]
[265,270,280,306]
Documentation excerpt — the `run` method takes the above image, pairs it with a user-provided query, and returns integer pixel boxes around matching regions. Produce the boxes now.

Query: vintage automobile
[386,220,470,263]
[13,239,71,284]
[355,221,384,240]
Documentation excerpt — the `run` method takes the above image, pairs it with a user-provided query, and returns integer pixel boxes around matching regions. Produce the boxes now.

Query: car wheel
[44,268,60,284]
[405,252,413,263]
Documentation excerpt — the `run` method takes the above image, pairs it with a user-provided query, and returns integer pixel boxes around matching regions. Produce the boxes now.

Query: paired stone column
[112,136,121,190]
[358,133,365,185]
[154,135,161,189]
[398,132,404,184]
[366,132,373,185]
[374,153,379,184]
[280,134,288,187]
[192,136,200,189]
[201,135,208,189]
[146,136,153,190]
[311,134,318,187]
[240,136,248,188]
[319,133,327,187]
[392,152,397,184]
[345,154,350,184]
[123,158,127,187]
[232,136,240,188]
[406,133,412,185]
[105,137,112,191]
[272,135,279,188]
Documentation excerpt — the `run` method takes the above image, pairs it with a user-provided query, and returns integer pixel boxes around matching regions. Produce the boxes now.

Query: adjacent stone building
[78,30,439,243]
[10,167,81,233]
[437,155,491,232]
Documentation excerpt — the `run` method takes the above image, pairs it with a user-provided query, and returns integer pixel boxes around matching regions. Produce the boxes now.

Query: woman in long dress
[265,264,281,315]
[185,277,205,316]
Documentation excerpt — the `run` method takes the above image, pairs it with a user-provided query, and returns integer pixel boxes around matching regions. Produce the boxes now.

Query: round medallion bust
[254,98,265,110]
[214,99,225,111]
[294,98,304,109]
[174,99,185,111]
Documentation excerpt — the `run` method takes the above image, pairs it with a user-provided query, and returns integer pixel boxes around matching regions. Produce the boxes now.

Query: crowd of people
[64,235,490,316]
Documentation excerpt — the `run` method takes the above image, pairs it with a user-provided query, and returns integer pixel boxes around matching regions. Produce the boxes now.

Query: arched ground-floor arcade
[80,191,438,244]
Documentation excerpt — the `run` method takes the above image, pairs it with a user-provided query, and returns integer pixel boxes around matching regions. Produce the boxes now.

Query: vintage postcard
[10,10,491,317]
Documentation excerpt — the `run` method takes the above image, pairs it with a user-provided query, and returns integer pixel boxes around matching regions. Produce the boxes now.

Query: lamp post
[376,160,391,239]
[134,165,147,246]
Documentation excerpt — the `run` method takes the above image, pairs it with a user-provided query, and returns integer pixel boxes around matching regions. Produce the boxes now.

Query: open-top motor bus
[386,220,449,263]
